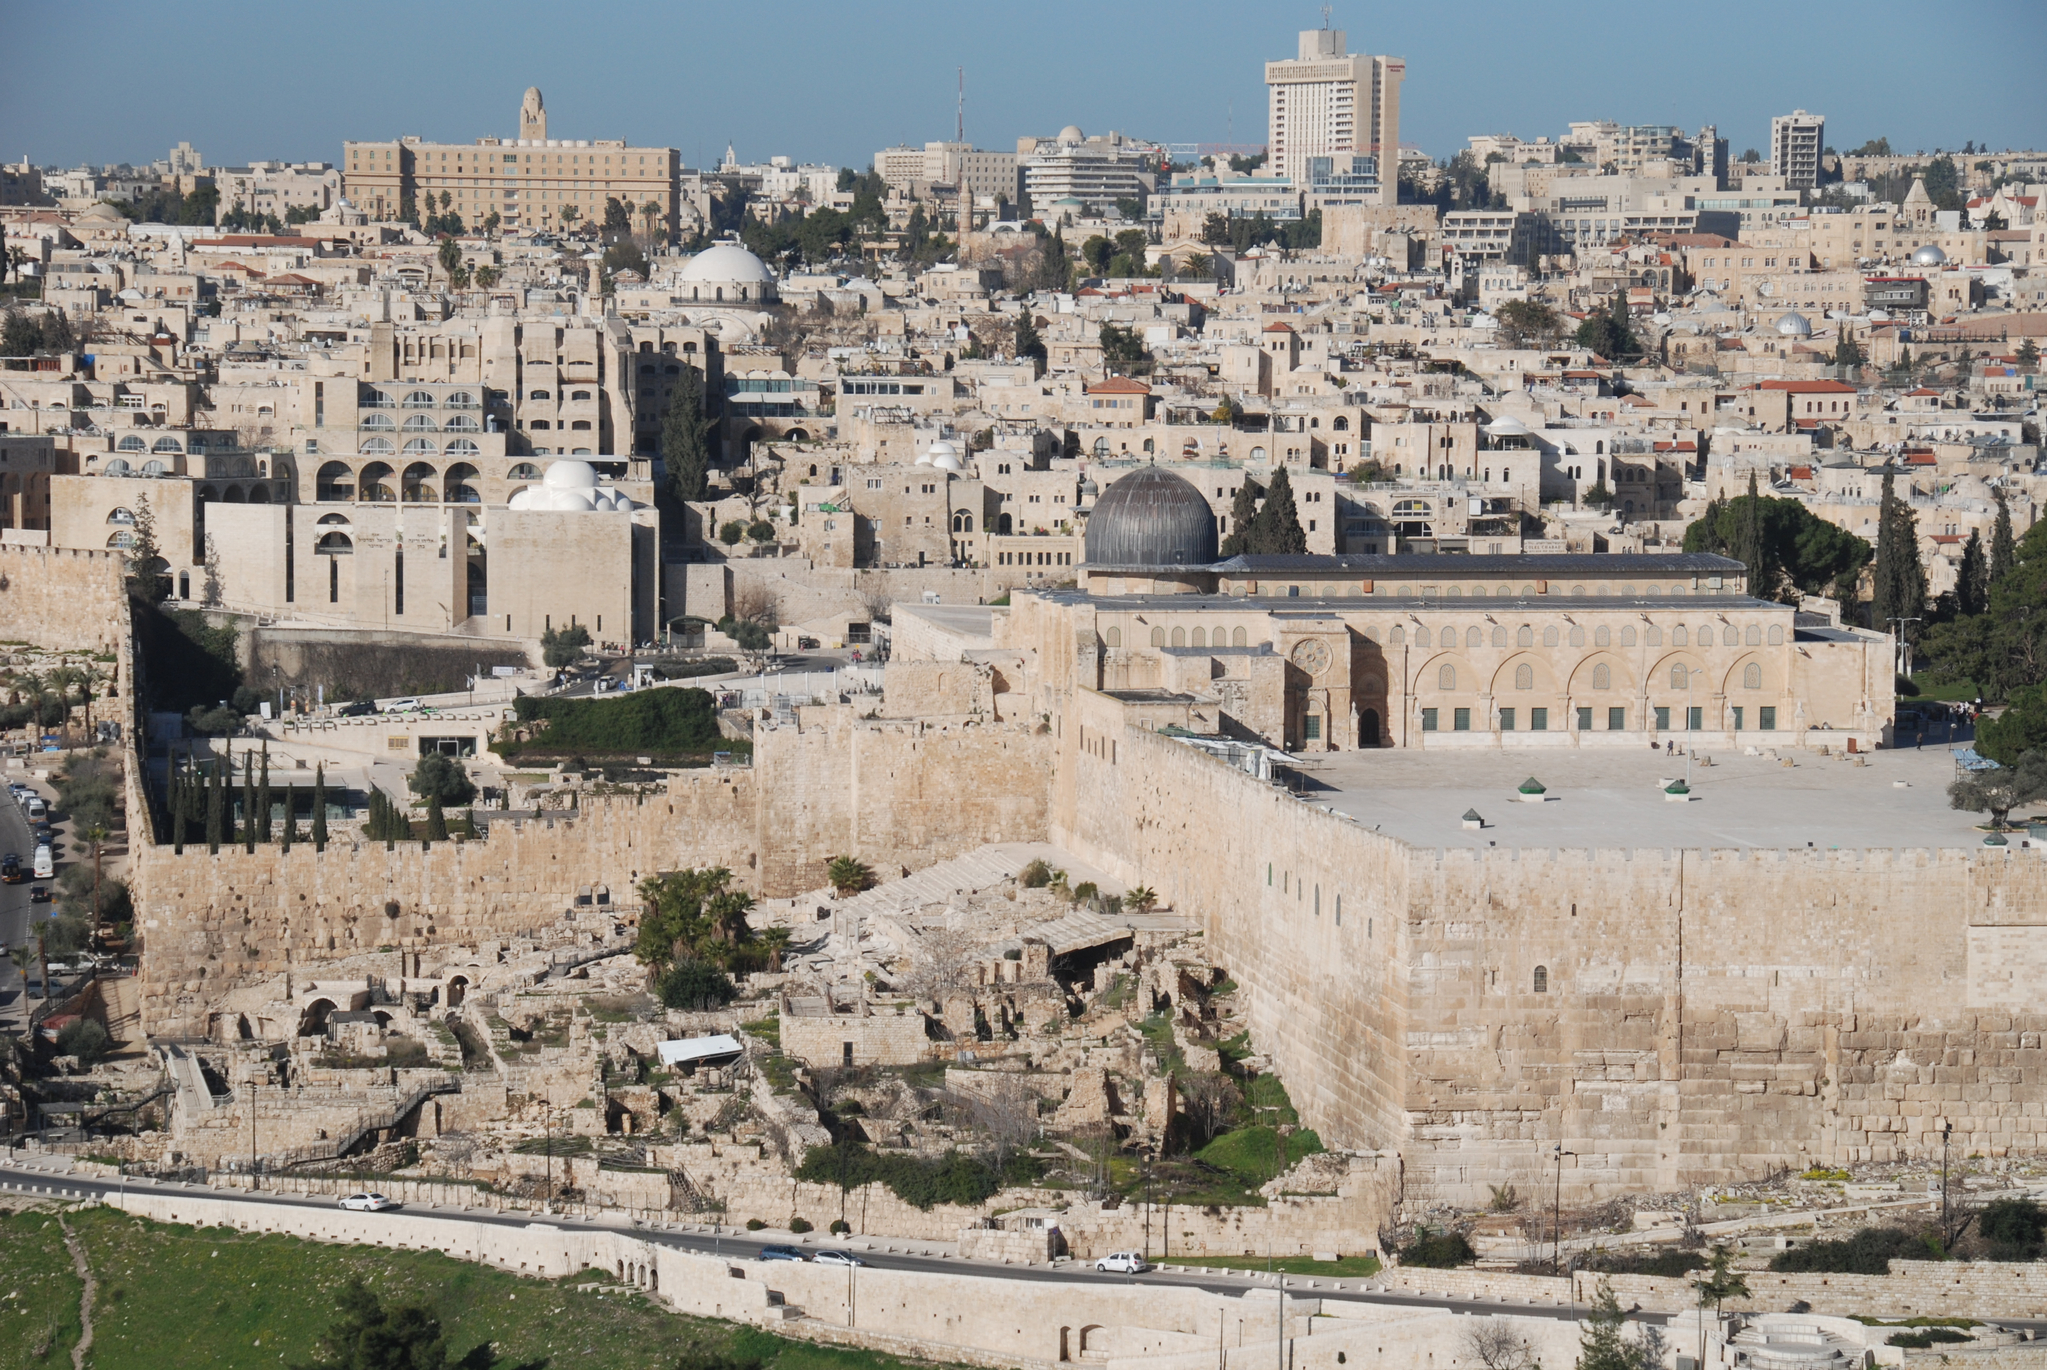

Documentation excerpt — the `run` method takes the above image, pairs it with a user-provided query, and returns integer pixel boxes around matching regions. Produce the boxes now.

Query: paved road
[0,1157,1628,1325]
[0,773,48,1030]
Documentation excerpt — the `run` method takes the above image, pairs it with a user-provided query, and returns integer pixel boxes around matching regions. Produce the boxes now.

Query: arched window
[106,507,136,525]
[1720,626,1738,646]
[1514,663,1534,690]
[1533,966,1548,993]
[1620,626,1637,647]
[1492,626,1507,647]
[316,461,354,501]
[1594,626,1610,646]
[1768,624,1784,645]
[507,462,542,481]
[402,438,437,456]
[446,391,477,408]
[444,413,480,432]
[1333,416,1350,431]
[1104,627,1121,647]
[1191,628,1207,647]
[1592,663,1611,690]
[445,438,479,457]
[1466,626,1482,647]
[402,413,438,431]
[1438,664,1457,691]
[1232,627,1247,647]
[105,531,136,549]
[1746,624,1762,646]
[1672,625,1688,646]
[1543,626,1559,647]
[403,390,437,408]
[1517,626,1534,646]
[1744,663,1763,690]
[1170,627,1186,647]
[1569,626,1585,647]
[315,531,354,554]
[1670,664,1688,690]
[1388,625,1405,645]
[152,437,182,453]
[1415,626,1432,647]
[362,412,395,430]
[1151,626,1166,646]
[361,437,395,455]
[527,388,551,400]
[140,459,166,475]
[117,435,146,451]
[571,390,592,401]
[1251,446,1267,461]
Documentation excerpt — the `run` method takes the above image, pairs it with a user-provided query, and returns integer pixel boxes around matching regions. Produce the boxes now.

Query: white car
[1095,1251,1150,1274]
[813,1249,867,1267]
[338,1192,397,1212]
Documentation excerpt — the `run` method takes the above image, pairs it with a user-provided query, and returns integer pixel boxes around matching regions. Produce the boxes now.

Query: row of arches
[1383,621,1784,650]
[361,412,482,433]
[316,460,481,503]
[115,435,189,453]
[357,437,483,457]
[1418,651,1779,698]
[367,389,479,409]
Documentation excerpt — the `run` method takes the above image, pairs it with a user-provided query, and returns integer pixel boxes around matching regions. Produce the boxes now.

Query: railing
[270,1076,462,1171]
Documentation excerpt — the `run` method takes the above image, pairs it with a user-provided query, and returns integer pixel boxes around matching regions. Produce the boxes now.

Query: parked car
[33,823,53,846]
[24,796,46,822]
[1094,1251,1151,1274]
[382,698,422,714]
[338,1193,397,1212]
[755,1245,807,1263]
[0,854,20,884]
[812,1250,866,1267]
[333,700,376,718]
[28,885,49,903]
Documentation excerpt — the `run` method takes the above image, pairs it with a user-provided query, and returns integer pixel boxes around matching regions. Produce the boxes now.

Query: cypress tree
[1871,469,1927,648]
[660,362,713,503]
[1992,487,2016,586]
[205,755,224,854]
[256,744,273,843]
[424,792,449,843]
[241,752,257,854]
[279,787,295,853]
[1958,529,1989,616]
[1250,466,1309,555]
[311,763,328,851]
[1727,472,1768,596]
[1218,477,1263,557]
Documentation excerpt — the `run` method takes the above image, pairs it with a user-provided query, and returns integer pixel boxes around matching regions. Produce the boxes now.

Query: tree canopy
[660,361,716,502]
[293,1277,446,1370]
[1682,482,1871,603]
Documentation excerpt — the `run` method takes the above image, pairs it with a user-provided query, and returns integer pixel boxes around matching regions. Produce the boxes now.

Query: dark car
[33,823,53,846]
[334,700,376,717]
[755,1245,807,1263]
[28,885,49,903]
[0,855,19,884]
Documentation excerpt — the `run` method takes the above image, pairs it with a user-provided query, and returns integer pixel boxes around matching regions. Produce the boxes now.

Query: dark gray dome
[1083,468,1218,568]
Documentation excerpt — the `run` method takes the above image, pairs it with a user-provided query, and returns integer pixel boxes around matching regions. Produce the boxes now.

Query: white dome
[677,243,774,285]
[1057,125,1085,145]
[1483,415,1533,437]
[1776,311,1812,337]
[1868,308,1891,322]
[919,438,957,468]
[1911,243,1947,267]
[930,449,964,473]
[542,459,598,490]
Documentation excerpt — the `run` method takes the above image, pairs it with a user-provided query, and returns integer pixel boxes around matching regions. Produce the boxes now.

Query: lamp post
[1552,1143,1575,1275]
[1941,1119,1954,1242]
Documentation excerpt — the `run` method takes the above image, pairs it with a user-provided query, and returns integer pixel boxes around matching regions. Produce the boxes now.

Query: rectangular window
[1607,706,1626,731]
[1530,707,1548,731]
[1576,706,1593,731]
[1687,706,1703,731]
[1453,707,1471,732]
[1732,706,1744,731]
[1303,716,1321,741]
[1760,706,1777,731]
[1655,706,1671,731]
[1421,708,1439,732]
[1498,708,1516,731]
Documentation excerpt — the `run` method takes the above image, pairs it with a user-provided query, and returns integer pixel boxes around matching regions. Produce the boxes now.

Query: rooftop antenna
[1322,4,1332,28]
[957,67,964,145]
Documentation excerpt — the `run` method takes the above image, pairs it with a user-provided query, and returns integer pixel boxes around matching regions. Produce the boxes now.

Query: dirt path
[57,1214,96,1370]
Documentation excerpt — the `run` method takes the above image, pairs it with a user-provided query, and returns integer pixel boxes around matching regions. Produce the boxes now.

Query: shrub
[1889,1329,1972,1348]
[794,1140,1041,1210]
[1769,1226,1926,1275]
[657,960,737,1011]
[717,616,773,651]
[408,751,476,806]
[1581,1249,1707,1279]
[788,1217,813,1234]
[541,623,593,668]
[829,1219,851,1235]
[508,687,723,757]
[1018,859,1052,889]
[1979,1197,2047,1260]
[826,855,873,895]
[56,1017,111,1065]
[1400,1228,1476,1268]
[745,1218,767,1231]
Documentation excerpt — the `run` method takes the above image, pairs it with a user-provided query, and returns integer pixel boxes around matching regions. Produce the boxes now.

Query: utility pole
[249,1078,257,1189]
[1889,618,1921,685]
[1552,1143,1576,1274]
[1941,1119,1953,1242]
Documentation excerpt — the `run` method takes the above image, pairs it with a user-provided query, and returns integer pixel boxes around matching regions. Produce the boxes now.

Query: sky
[7,1,2044,173]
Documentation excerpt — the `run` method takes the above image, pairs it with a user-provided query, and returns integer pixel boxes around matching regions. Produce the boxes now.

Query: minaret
[519,87,546,142]
[956,67,973,242]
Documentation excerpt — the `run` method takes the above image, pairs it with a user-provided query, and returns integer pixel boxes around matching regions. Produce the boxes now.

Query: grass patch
[1195,1126,1322,1181]
[740,1013,781,1049]
[1902,676,1978,703]
[1171,1253,1382,1278]
[501,688,727,762]
[52,1206,949,1370]
[0,1208,84,1369]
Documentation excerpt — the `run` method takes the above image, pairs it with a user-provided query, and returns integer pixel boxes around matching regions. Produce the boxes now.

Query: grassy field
[1164,1253,1383,1279]
[0,1209,84,1370]
[7,1204,955,1370]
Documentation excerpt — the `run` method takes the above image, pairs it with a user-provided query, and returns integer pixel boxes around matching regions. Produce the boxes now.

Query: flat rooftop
[1293,741,2007,852]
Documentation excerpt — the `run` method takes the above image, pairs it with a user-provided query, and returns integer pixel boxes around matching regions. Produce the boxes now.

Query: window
[1492,626,1507,647]
[1654,706,1670,730]
[1744,663,1763,690]
[1532,966,1548,993]
[1466,626,1482,647]
[1732,706,1745,730]
[1768,625,1784,645]
[1746,624,1762,646]
[1453,707,1471,731]
[1670,664,1688,690]
[1151,627,1166,646]
[1438,664,1457,691]
[1595,626,1610,646]
[1543,626,1559,647]
[1517,626,1533,647]
[1421,707,1439,731]
[1500,708,1516,731]
[1672,626,1688,646]
[1760,706,1777,730]
[1232,627,1247,647]
[1514,664,1533,690]
[1303,716,1321,741]
[1592,663,1611,690]
[1687,706,1703,730]
[1608,706,1626,731]
[1576,706,1593,730]
[1104,627,1121,647]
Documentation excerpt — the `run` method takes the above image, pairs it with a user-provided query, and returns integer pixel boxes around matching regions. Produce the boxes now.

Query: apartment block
[1265,27,1402,204]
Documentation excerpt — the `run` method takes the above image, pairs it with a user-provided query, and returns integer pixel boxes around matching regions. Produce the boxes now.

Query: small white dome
[542,459,598,490]
[1484,415,1533,437]
[1057,125,1085,145]
[1776,311,1812,337]
[930,449,964,473]
[1911,243,1947,267]
[677,243,774,285]
[920,438,957,468]
[1868,308,1891,322]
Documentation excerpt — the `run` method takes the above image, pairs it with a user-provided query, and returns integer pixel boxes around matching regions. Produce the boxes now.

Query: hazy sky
[8,1,2043,172]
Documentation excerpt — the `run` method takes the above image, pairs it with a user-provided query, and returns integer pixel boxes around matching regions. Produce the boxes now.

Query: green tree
[1249,466,1308,555]
[1081,234,1114,277]
[657,959,737,1010]
[2018,339,2041,375]
[1494,299,1562,347]
[634,867,763,971]
[1034,229,1072,293]
[422,793,449,842]
[745,519,775,546]
[311,762,328,850]
[1691,1245,1750,1357]
[1219,478,1263,557]
[473,263,499,289]
[1574,294,1638,360]
[292,1276,446,1370]
[1991,488,2016,586]
[123,494,169,603]
[1725,472,1771,595]
[435,237,460,286]
[661,361,715,501]
[1870,470,1927,647]
[602,197,633,238]
[601,240,648,277]
[1013,310,1045,368]
[1574,1282,1640,1370]
[1920,156,1963,212]
[540,623,592,668]
[1949,747,2047,824]
[718,520,746,547]
[1958,528,1989,617]
[408,751,476,807]
[1099,322,1150,374]
[1833,331,1865,368]
[826,854,874,895]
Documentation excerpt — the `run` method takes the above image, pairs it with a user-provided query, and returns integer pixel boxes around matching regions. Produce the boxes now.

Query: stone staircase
[1727,1316,1866,1369]
[830,844,1041,920]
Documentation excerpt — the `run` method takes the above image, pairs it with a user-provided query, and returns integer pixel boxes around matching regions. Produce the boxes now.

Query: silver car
[338,1192,397,1212]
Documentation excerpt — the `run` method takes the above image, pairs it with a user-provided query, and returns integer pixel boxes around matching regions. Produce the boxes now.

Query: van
[25,796,46,822]
[33,844,52,880]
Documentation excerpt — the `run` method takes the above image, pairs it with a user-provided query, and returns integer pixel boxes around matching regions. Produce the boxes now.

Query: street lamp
[1941,1119,1954,1241]
[1552,1143,1576,1275]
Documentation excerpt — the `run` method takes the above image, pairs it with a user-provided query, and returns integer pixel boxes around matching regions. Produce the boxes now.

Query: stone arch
[1079,1327,1106,1355]
[1568,654,1631,695]
[1490,653,1556,697]
[446,975,469,1007]
[297,998,338,1037]
[1533,965,1549,993]
[1425,654,1475,694]
[1648,652,1707,705]
[1723,653,1774,695]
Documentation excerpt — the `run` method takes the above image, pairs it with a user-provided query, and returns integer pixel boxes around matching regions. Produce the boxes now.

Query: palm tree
[639,200,662,247]
[825,855,873,896]
[560,205,581,236]
[82,822,109,932]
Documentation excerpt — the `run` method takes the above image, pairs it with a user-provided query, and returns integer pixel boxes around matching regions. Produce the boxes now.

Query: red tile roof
[1087,377,1152,395]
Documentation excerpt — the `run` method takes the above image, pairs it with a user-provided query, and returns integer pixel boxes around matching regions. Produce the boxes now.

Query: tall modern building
[1770,110,1825,190]
[342,88,682,236]
[1265,27,1403,205]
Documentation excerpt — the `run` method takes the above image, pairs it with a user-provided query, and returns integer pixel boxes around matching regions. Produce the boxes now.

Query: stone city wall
[0,542,130,655]
[1058,705,2047,1206]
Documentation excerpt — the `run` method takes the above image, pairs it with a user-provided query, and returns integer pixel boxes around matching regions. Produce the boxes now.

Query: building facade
[1264,27,1402,203]
[1770,110,1825,190]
